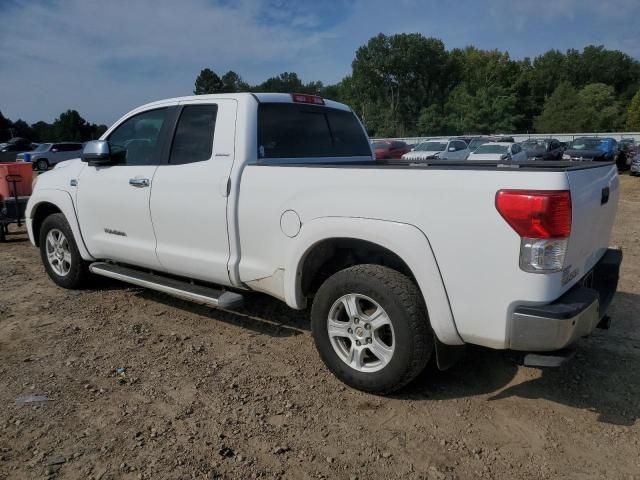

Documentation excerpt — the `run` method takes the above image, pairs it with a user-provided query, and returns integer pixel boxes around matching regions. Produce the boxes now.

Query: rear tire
[36,159,49,171]
[311,264,432,393]
[39,213,89,289]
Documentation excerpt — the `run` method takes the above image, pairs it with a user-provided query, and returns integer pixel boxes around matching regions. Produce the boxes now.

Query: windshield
[34,143,52,152]
[522,140,548,149]
[468,138,488,150]
[414,141,447,152]
[473,144,508,154]
[569,138,602,150]
[372,142,390,149]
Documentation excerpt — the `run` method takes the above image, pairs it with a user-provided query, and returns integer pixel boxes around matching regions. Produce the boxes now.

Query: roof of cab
[134,92,351,113]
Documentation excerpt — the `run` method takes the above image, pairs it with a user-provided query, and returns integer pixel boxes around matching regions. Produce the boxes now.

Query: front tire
[311,265,432,393]
[39,213,89,289]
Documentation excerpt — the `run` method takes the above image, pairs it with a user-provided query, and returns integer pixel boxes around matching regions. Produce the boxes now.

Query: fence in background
[374,132,640,144]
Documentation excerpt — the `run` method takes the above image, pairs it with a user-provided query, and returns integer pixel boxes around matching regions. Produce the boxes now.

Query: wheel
[39,213,89,289]
[36,159,49,171]
[311,264,433,393]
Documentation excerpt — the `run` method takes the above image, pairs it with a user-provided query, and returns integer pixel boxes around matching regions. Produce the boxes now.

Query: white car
[25,92,622,393]
[401,138,470,161]
[467,142,527,162]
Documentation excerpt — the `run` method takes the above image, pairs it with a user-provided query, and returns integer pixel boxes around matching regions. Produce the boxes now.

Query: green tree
[0,111,14,142]
[626,89,640,130]
[221,70,249,93]
[257,72,305,93]
[194,68,224,95]
[533,82,581,133]
[51,110,88,141]
[351,33,451,136]
[577,83,622,131]
[11,119,35,140]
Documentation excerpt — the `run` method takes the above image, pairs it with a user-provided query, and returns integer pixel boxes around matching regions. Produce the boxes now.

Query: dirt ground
[0,175,639,480]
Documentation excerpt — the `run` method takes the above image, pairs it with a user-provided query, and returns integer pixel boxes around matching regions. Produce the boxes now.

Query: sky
[1,0,639,125]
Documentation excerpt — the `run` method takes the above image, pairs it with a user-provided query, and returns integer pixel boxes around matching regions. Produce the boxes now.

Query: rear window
[257,103,371,159]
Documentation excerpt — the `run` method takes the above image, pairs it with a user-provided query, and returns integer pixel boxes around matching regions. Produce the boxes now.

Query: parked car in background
[467,136,491,152]
[401,138,470,161]
[620,138,637,156]
[372,140,410,159]
[466,135,513,153]
[17,142,84,171]
[522,138,563,160]
[467,142,527,162]
[630,153,640,176]
[0,137,35,162]
[563,137,614,162]
[492,135,515,143]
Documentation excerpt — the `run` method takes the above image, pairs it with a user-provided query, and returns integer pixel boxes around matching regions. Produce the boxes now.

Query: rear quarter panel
[237,164,586,349]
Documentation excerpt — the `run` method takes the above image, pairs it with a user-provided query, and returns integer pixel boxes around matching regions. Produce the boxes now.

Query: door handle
[129,178,150,188]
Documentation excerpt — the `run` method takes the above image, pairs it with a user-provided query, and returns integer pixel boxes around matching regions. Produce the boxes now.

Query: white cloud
[0,0,335,124]
[0,0,638,126]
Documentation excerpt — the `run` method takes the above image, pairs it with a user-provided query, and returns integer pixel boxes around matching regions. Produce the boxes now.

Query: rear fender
[284,216,464,346]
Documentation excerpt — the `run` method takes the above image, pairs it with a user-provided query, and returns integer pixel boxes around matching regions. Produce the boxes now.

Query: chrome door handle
[129,178,150,188]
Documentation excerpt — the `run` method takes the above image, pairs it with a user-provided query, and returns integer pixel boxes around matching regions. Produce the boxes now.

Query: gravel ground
[0,174,639,480]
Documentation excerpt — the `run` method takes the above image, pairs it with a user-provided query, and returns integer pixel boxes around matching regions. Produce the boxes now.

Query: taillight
[495,190,572,273]
[291,93,325,105]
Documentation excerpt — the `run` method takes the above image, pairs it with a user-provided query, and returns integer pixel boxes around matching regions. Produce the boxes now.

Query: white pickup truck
[26,93,622,393]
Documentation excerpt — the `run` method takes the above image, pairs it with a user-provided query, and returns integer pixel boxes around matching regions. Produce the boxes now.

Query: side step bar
[89,262,244,309]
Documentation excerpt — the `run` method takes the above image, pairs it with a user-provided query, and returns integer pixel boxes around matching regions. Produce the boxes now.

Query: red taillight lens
[495,190,572,239]
[291,93,325,105]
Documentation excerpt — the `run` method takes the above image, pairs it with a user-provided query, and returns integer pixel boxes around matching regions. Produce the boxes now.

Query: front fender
[26,188,94,261]
[283,217,463,346]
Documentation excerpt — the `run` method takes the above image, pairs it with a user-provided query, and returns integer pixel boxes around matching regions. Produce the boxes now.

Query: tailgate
[564,163,619,287]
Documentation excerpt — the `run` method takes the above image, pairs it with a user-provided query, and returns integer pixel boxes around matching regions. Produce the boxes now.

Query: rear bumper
[509,248,622,351]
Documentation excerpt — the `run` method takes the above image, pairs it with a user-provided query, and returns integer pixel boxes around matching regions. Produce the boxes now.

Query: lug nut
[356,340,361,346]
[366,337,372,344]
[353,318,359,324]
[347,328,353,334]
[364,323,371,330]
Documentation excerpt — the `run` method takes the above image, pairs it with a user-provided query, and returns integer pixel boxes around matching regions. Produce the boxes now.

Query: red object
[373,140,410,159]
[0,162,33,200]
[291,93,325,105]
[495,190,572,239]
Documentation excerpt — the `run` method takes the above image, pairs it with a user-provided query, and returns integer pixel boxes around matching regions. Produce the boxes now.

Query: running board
[89,262,244,309]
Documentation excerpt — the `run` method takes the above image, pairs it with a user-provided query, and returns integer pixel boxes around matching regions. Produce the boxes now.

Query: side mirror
[82,140,117,165]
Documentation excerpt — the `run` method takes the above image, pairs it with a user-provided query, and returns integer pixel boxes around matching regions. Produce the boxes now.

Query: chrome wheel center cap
[355,327,365,338]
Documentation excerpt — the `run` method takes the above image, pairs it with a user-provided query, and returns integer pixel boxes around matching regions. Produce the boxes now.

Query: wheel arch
[284,216,463,346]
[27,189,94,261]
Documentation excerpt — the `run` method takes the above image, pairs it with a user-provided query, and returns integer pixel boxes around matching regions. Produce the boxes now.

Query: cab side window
[169,105,218,165]
[108,108,168,166]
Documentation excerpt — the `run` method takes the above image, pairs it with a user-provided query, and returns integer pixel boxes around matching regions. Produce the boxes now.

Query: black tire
[311,264,433,393]
[39,213,89,289]
[36,159,49,171]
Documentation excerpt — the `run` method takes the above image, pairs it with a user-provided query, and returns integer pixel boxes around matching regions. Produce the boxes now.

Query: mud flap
[434,337,466,371]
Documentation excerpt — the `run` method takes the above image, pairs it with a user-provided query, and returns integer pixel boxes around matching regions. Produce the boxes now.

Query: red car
[372,140,410,159]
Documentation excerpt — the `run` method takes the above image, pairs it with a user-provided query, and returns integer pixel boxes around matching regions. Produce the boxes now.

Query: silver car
[401,138,470,161]
[17,142,84,171]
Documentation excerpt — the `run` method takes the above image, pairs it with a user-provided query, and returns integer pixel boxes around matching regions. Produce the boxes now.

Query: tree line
[194,34,640,137]
[3,33,640,143]
[0,109,107,143]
